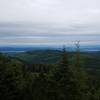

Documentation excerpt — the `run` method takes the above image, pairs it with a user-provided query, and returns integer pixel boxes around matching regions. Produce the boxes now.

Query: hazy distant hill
[13,50,61,63]
[9,50,99,75]
[0,44,100,53]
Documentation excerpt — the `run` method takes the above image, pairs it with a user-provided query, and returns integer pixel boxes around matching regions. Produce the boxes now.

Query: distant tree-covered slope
[10,50,100,76]
[0,48,100,100]
[14,50,61,63]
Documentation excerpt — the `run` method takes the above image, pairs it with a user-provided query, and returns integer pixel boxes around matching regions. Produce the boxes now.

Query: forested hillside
[12,50,100,76]
[0,47,100,100]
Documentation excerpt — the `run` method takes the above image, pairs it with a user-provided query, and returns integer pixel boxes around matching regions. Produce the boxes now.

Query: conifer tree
[70,41,90,100]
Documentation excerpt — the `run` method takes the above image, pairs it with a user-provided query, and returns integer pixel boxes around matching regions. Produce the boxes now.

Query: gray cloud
[0,0,100,45]
[0,0,100,23]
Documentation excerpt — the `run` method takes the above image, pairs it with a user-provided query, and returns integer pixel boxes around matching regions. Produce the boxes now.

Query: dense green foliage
[0,47,100,100]
[14,50,100,74]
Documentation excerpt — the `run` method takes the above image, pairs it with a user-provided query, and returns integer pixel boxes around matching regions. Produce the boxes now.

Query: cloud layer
[0,0,100,45]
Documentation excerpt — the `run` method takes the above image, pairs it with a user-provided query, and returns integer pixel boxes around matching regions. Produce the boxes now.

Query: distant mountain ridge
[0,44,100,53]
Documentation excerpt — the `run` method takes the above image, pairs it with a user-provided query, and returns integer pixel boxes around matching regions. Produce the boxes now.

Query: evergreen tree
[51,44,90,100]
[69,41,90,100]
[0,54,28,100]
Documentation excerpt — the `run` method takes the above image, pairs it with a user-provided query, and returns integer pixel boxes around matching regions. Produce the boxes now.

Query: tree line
[0,45,100,100]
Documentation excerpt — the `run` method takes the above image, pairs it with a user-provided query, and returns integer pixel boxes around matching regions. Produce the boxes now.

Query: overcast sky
[0,0,100,45]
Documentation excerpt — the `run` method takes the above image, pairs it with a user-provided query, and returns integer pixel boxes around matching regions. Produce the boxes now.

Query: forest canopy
[0,45,100,100]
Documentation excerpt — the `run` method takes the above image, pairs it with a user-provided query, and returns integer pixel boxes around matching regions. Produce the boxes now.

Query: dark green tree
[0,54,28,100]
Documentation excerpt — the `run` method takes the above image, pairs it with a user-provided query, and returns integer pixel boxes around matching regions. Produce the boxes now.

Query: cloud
[0,0,100,45]
[0,0,100,23]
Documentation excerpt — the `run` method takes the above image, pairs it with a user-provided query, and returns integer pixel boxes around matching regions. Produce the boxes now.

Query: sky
[0,0,100,45]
